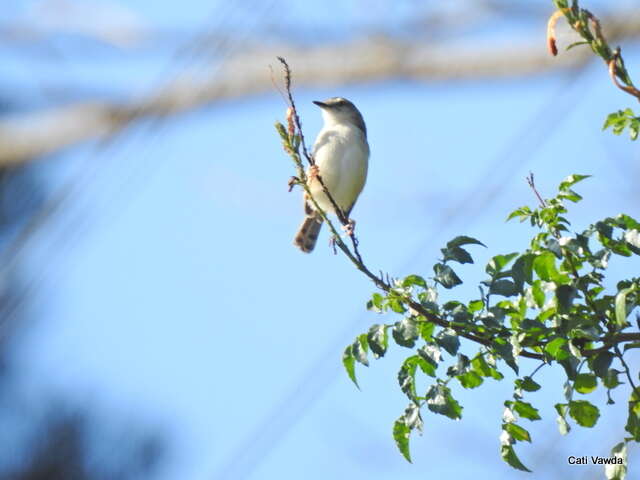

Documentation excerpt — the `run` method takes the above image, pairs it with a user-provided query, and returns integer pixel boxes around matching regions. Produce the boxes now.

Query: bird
[293,97,369,253]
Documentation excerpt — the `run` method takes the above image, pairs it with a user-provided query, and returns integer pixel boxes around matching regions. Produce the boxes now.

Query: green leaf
[392,318,418,348]
[441,245,474,264]
[446,235,486,249]
[558,357,580,381]
[492,337,519,374]
[500,445,531,472]
[507,206,532,222]
[352,334,369,366]
[626,398,640,441]
[457,371,483,389]
[545,337,569,361]
[402,274,427,289]
[595,220,613,240]
[512,254,535,288]
[426,384,463,420]
[558,188,583,203]
[419,343,442,364]
[367,324,388,359]
[433,263,462,289]
[603,369,621,389]
[574,373,597,394]
[486,252,519,276]
[388,296,406,314]
[556,416,571,435]
[436,329,460,356]
[512,401,541,421]
[624,229,640,249]
[393,417,412,463]
[615,286,635,327]
[556,285,576,313]
[367,292,385,312]
[398,356,419,400]
[616,213,640,231]
[516,376,541,392]
[533,251,564,283]
[446,353,470,377]
[342,345,359,388]
[605,442,628,480]
[555,403,571,435]
[419,321,435,341]
[490,279,517,297]
[404,402,423,428]
[471,354,504,380]
[468,299,484,313]
[531,281,546,308]
[559,174,591,191]
[566,40,589,51]
[591,351,614,378]
[568,400,600,427]
[503,423,531,442]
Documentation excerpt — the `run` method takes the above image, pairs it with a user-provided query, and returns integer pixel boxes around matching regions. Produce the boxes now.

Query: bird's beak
[313,100,328,108]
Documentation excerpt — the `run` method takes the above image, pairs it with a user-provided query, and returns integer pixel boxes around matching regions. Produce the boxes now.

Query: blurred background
[0,0,639,479]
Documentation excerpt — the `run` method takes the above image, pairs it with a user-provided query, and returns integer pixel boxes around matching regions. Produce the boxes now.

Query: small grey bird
[294,97,369,253]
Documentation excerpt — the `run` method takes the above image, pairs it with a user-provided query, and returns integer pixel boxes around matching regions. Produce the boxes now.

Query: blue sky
[3,1,640,479]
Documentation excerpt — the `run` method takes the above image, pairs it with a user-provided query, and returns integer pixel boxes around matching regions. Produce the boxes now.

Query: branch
[549,2,640,102]
[4,10,640,166]
[276,58,377,283]
[278,61,640,363]
[614,345,640,398]
[526,172,607,327]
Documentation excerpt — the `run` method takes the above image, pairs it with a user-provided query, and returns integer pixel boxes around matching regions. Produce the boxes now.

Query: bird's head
[313,97,367,137]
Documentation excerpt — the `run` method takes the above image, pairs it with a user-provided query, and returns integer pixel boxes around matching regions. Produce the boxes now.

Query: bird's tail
[294,215,323,253]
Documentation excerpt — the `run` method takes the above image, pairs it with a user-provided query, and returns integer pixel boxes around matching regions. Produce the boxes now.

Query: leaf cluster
[552,1,640,141]
[343,175,640,476]
[603,109,640,141]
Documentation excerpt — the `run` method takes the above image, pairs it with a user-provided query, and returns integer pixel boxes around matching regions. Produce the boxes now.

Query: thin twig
[608,48,640,101]
[277,56,365,263]
[528,361,548,379]
[552,3,640,102]
[526,172,547,208]
[546,9,565,56]
[526,172,610,328]
[614,344,640,398]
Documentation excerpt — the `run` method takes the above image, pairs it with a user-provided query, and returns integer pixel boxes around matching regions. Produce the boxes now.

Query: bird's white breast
[309,123,369,215]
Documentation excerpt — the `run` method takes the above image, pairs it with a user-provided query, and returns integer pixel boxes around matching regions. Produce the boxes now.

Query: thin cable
[0,0,271,327]
[211,63,592,480]
[415,61,593,257]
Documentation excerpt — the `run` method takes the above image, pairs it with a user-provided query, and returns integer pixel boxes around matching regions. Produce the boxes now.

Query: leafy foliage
[603,109,640,141]
[341,175,640,476]
[551,1,640,140]
[276,5,640,475]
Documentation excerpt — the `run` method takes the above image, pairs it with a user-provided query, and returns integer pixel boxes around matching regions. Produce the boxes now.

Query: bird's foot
[287,176,300,192]
[342,218,356,237]
[308,164,320,181]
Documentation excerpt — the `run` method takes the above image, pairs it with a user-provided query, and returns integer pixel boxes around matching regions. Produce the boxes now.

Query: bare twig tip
[546,10,564,57]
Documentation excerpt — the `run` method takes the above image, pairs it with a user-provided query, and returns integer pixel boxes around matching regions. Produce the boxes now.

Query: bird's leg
[308,164,320,181]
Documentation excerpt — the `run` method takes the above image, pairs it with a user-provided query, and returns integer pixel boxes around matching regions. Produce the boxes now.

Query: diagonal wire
[211,62,593,480]
[0,0,275,331]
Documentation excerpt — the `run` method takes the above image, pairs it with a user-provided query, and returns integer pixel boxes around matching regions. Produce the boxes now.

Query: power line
[211,62,593,480]
[414,60,595,261]
[0,0,275,332]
